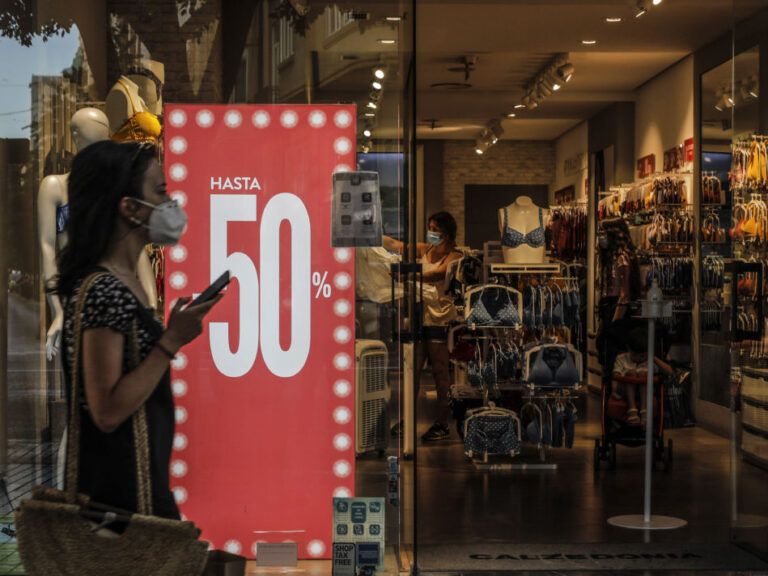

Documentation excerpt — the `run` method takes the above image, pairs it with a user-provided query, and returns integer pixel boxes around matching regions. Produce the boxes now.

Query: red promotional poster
[163,105,357,559]
[684,137,695,163]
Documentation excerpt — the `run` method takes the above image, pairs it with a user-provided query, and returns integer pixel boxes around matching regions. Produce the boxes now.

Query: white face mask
[131,198,188,245]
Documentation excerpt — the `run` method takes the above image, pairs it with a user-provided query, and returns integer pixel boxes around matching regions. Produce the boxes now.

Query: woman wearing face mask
[384,211,462,441]
[55,141,221,518]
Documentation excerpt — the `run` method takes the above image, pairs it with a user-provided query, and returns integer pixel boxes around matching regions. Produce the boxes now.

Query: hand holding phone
[161,271,231,353]
[189,271,231,307]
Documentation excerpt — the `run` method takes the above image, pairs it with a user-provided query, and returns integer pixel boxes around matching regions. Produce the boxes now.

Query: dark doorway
[464,184,549,249]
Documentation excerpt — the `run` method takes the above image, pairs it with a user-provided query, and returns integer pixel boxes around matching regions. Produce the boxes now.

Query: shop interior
[355,0,768,572]
[3,0,768,574]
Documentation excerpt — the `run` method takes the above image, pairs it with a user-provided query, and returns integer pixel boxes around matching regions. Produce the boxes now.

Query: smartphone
[189,271,231,306]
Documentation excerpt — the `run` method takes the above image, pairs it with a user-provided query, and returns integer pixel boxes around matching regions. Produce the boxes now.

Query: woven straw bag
[15,272,209,576]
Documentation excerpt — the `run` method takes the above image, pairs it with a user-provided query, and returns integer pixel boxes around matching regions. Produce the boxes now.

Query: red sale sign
[163,105,357,559]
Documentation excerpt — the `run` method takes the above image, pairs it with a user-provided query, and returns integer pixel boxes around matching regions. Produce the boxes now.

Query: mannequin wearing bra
[106,75,162,145]
[38,108,110,360]
[126,59,165,117]
[498,196,548,264]
[106,75,163,310]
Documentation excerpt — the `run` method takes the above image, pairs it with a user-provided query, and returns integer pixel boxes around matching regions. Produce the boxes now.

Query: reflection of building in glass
[30,76,78,185]
[29,42,97,186]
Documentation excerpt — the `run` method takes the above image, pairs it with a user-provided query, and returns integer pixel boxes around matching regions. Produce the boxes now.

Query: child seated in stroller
[611,330,675,428]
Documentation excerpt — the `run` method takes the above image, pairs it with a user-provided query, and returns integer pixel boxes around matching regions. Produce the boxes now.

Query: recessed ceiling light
[378,39,396,45]
[372,81,382,90]
[364,112,376,117]
[386,16,401,21]
[552,82,561,91]
[582,40,597,45]
[475,148,484,155]
[373,67,386,79]
[514,104,526,109]
[367,102,377,109]
[363,129,372,138]
[652,0,662,5]
[507,113,516,118]
[605,17,622,23]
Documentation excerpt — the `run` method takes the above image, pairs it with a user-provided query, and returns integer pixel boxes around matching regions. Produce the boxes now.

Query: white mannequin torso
[126,59,165,116]
[498,196,548,264]
[38,107,158,359]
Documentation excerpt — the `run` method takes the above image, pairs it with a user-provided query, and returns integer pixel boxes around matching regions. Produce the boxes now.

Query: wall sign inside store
[637,154,656,178]
[663,145,684,172]
[684,138,694,163]
[164,104,357,560]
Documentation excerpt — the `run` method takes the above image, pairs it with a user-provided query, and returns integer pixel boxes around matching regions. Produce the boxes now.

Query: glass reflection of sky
[0,28,81,138]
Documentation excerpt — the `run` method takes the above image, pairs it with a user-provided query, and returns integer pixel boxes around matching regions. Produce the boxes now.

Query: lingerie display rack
[448,258,584,469]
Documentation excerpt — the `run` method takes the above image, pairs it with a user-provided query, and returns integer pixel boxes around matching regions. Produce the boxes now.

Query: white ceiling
[414,0,768,140]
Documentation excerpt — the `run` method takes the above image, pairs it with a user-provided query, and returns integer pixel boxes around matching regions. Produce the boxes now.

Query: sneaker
[421,423,450,442]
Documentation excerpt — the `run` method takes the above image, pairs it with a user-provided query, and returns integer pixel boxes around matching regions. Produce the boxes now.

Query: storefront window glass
[0,1,413,573]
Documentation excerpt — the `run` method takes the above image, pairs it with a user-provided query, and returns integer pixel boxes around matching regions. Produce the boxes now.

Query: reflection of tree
[0,0,74,46]
[271,0,323,36]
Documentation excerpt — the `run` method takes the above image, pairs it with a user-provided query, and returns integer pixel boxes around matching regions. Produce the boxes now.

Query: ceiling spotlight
[557,63,575,83]
[635,1,648,17]
[386,16,402,21]
[652,0,662,5]
[363,129,372,138]
[475,147,484,155]
[581,39,597,46]
[740,83,751,101]
[367,102,377,110]
[373,67,386,79]
[750,88,759,98]
[488,119,504,143]
[514,104,526,109]
[378,39,396,45]
[372,81,382,90]
[537,81,553,98]
[364,112,375,117]
[715,103,724,112]
[605,17,622,23]
[507,113,516,118]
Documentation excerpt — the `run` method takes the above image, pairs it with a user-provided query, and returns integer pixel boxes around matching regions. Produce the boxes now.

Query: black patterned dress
[62,270,178,518]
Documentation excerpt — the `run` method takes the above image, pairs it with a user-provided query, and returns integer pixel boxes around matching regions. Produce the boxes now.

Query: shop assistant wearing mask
[383,212,462,441]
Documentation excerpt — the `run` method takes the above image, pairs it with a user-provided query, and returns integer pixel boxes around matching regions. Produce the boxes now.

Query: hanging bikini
[466,286,521,326]
[526,344,580,388]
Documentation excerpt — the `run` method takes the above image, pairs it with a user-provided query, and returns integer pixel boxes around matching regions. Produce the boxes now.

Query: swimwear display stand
[608,280,687,530]
[461,262,581,471]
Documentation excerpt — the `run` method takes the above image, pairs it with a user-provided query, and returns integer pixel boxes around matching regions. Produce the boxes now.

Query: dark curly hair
[54,141,156,297]
[428,211,457,243]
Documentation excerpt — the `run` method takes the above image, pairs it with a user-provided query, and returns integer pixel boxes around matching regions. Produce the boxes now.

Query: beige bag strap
[65,271,153,516]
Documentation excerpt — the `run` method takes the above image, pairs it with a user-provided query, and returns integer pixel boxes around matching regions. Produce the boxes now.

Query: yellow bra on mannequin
[111,79,162,145]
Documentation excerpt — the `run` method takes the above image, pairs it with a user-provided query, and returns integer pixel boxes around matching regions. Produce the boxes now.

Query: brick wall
[440,140,555,244]
[106,0,224,103]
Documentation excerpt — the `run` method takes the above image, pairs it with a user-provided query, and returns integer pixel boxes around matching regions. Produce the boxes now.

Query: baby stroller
[594,368,673,471]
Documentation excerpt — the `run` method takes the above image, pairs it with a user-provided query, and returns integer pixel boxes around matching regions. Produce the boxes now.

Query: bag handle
[66,271,153,515]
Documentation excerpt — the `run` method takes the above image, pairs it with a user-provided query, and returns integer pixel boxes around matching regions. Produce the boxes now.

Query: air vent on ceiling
[430,82,472,90]
[349,10,370,20]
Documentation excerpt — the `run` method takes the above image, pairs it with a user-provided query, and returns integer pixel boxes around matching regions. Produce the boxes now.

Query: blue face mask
[427,231,443,246]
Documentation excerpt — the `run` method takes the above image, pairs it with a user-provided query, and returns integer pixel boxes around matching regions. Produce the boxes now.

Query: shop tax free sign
[163,105,357,560]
